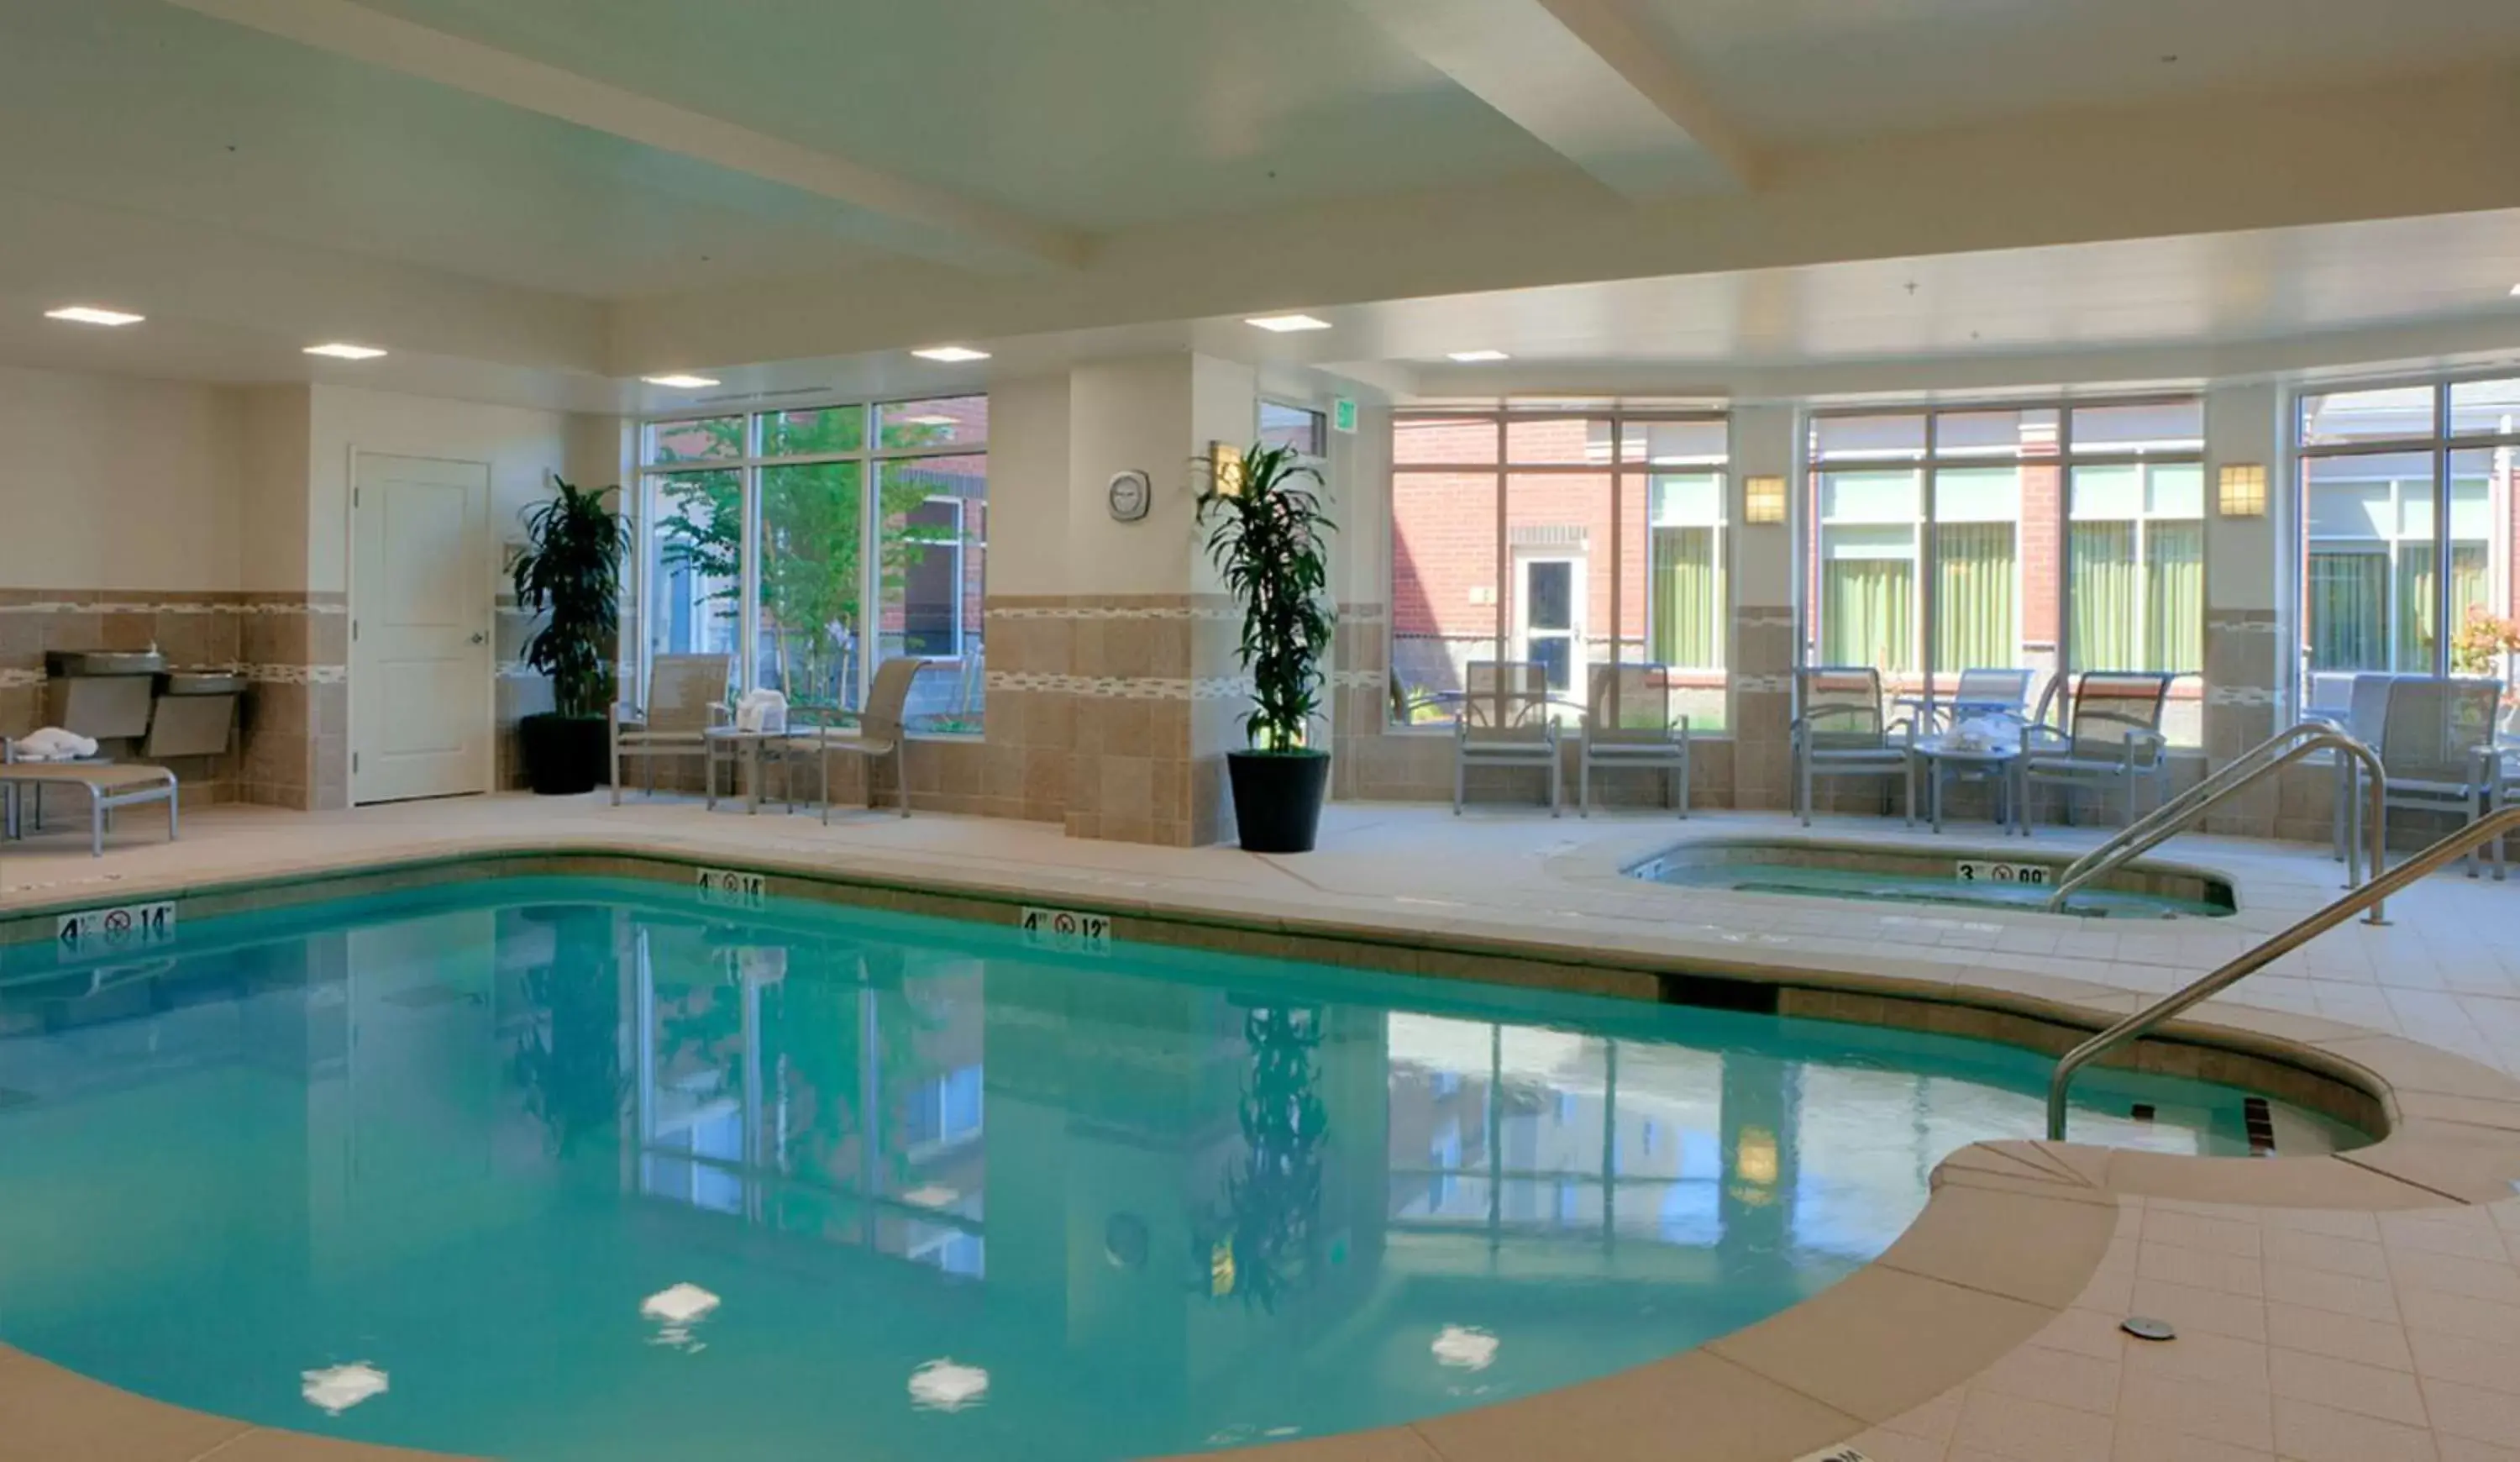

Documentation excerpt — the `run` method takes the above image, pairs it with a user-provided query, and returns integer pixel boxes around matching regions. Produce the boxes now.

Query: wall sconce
[1742,475,1788,525]
[1209,441,1246,498]
[2218,463,2268,518]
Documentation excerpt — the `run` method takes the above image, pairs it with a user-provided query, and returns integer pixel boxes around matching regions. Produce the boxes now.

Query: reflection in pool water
[0,877,2349,1461]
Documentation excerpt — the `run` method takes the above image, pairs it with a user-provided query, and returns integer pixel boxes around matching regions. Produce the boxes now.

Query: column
[2202,383,2287,836]
[1730,405,1799,812]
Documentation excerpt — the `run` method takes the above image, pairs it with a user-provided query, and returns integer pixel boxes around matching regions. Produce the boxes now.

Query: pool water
[0,876,2355,1460]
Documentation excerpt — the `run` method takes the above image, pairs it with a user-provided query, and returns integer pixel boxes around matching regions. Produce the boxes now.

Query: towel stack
[5,727,101,762]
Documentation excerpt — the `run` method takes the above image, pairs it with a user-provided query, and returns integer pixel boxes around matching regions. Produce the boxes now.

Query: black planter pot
[518,713,609,796]
[1226,749,1331,854]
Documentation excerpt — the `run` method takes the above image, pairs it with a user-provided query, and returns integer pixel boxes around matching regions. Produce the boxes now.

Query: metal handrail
[2045,722,2386,923]
[2047,804,2520,1139]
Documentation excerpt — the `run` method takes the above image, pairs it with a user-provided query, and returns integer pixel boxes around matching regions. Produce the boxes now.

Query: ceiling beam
[159,0,1090,271]
[1347,0,1760,196]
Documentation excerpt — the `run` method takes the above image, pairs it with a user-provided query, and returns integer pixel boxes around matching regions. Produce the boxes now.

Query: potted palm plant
[512,476,630,795]
[1199,441,1336,852]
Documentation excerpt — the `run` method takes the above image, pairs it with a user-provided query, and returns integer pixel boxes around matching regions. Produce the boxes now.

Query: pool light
[301,1361,391,1414]
[1431,1325,1499,1370]
[908,1359,991,1412]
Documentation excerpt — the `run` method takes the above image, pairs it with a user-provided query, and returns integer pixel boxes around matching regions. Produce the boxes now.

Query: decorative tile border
[0,598,345,616]
[0,669,42,690]
[2207,685,2280,707]
[987,671,1250,701]
[984,604,1236,622]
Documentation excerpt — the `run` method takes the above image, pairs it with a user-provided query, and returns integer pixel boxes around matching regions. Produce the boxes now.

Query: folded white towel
[734,690,788,734]
[10,727,99,762]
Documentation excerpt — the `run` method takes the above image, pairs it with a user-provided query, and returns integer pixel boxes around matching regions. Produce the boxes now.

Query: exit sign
[1332,397,1358,434]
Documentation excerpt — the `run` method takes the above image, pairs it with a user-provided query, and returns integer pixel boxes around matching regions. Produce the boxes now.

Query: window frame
[2292,370,2520,690]
[1387,406,1731,732]
[635,395,987,728]
[1799,394,2207,736]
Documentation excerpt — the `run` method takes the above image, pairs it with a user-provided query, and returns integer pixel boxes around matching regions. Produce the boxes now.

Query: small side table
[702,727,791,815]
[1910,739,2029,837]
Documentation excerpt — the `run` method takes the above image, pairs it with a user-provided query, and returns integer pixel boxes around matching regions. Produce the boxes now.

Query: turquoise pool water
[0,876,2352,1460]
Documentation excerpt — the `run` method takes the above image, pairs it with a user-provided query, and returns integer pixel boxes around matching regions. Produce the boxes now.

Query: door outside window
[1516,555,1584,695]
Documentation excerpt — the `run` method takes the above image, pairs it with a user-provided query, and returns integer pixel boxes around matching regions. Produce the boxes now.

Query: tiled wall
[984,593,1242,846]
[0,588,344,808]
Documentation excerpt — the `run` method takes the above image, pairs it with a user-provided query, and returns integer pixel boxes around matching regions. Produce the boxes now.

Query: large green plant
[1199,442,1336,755]
[512,476,631,718]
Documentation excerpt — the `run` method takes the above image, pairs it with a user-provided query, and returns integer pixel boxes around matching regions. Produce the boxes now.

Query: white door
[1515,554,1586,698]
[352,454,492,804]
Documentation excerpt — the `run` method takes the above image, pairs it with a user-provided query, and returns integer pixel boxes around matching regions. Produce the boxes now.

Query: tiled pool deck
[5,796,2520,1462]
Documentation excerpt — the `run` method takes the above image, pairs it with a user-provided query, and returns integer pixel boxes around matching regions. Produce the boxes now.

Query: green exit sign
[1332,397,1358,434]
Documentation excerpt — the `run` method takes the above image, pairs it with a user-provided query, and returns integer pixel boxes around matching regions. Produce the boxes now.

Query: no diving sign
[56,901,176,955]
[1019,906,1112,955]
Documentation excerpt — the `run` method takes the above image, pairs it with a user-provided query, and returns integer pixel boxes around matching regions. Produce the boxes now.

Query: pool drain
[2120,1317,2176,1342]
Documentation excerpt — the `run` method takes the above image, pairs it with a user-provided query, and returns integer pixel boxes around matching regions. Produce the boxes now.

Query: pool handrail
[2046,804,2520,1140]
[2044,721,2386,923]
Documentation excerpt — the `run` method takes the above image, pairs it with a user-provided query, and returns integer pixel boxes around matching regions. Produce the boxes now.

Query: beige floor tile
[2266,1301,2417,1370]
[2407,1328,2520,1396]
[1835,1426,1946,1462]
[1708,1265,2050,1424]
[2421,1377,2520,1447]
[2436,1438,2520,1462]
[2140,1240,2267,1297]
[2386,1247,2520,1306]
[1875,1385,1968,1446]
[2109,1423,2273,1462]
[2263,1208,2384,1243]
[2262,1260,2405,1323]
[1409,1351,1863,1462]
[2380,1211,2520,1265]
[2262,1226,2393,1281]
[2271,1397,2444,1462]
[1950,1389,2115,1462]
[2034,1307,2141,1363]
[2119,1327,2269,1390]
[2129,1277,2271,1343]
[2268,1349,2431,1428]
[2398,1286,2520,1346]
[0,1348,253,1462]
[2116,1370,2275,1452]
[1875,1186,2118,1308]
[1974,1342,2122,1417]
[2145,1208,2268,1259]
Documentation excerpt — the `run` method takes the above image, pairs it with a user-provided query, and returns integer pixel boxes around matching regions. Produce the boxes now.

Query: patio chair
[2365,676,2502,876]
[2021,671,2173,827]
[611,653,732,805]
[2326,672,2402,860]
[1454,660,1560,816]
[782,656,929,823]
[1579,663,1690,818]
[1903,666,2035,734]
[1793,666,1915,827]
[0,739,178,857]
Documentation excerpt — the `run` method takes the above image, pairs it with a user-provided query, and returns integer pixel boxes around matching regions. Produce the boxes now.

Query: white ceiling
[1636,0,2520,143]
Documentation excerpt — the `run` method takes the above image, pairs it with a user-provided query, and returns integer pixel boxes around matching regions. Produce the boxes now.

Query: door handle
[470,632,487,644]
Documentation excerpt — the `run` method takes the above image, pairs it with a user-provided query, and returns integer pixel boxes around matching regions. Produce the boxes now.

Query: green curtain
[1933,522,2016,671]
[2307,551,2386,671]
[2453,543,2491,641]
[2145,522,2203,673]
[2070,522,2139,671]
[1651,527,1722,668]
[2397,542,2439,671]
[1823,559,1914,671]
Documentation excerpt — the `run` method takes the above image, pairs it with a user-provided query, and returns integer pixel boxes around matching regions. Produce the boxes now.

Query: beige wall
[981,373,1073,598]
[0,365,244,592]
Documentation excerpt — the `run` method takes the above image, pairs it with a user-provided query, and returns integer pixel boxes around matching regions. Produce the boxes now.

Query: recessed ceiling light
[1447,350,1511,363]
[912,345,990,363]
[1246,313,1332,334]
[304,343,386,360]
[45,305,144,327]
[642,373,719,389]
[902,413,958,426]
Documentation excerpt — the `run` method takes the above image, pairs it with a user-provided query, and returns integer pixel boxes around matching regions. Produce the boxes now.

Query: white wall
[1065,357,1201,597]
[239,386,312,593]
[983,373,1073,598]
[307,386,586,596]
[0,364,243,592]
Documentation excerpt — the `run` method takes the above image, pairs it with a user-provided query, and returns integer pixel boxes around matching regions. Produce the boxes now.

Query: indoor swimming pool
[1632,839,2239,918]
[0,874,2353,1460]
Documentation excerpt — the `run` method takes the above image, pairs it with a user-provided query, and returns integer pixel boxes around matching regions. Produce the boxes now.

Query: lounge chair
[0,740,178,856]
[2022,671,2174,827]
[612,654,732,805]
[2366,676,2502,876]
[1454,660,1560,816]
[780,656,928,822]
[1793,666,1914,827]
[1579,663,1689,818]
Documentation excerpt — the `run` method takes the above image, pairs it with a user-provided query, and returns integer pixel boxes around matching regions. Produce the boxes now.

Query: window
[1390,408,1729,730]
[1258,400,1328,457]
[1806,399,2202,744]
[637,397,988,732]
[2298,380,2517,689]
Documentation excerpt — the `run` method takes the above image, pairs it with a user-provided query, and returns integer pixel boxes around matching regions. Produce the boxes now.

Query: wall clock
[1107,469,1152,522]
